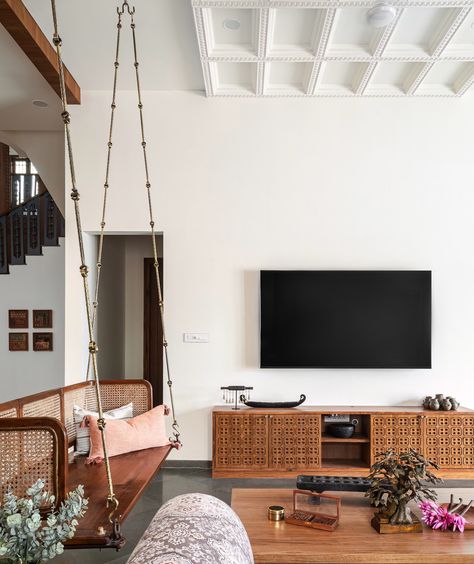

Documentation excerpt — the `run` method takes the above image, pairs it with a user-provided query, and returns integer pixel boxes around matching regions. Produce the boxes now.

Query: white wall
[65,91,474,459]
[0,244,65,401]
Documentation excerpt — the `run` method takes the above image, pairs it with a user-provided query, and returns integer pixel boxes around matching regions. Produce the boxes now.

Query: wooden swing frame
[0,379,172,550]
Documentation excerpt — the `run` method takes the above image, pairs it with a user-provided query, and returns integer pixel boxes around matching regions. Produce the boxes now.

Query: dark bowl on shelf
[328,423,355,438]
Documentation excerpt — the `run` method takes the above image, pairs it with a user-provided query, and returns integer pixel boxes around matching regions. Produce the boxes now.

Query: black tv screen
[260,270,431,369]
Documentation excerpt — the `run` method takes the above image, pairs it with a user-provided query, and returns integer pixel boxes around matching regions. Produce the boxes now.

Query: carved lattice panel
[371,415,422,464]
[214,414,268,470]
[269,414,321,470]
[424,415,474,468]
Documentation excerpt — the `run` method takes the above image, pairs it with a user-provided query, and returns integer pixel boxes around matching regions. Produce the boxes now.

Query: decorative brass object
[268,505,285,521]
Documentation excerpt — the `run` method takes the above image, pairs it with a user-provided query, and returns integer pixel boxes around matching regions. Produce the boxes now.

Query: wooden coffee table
[231,488,474,564]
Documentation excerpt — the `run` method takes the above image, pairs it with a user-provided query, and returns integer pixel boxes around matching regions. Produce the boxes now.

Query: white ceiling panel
[208,8,258,56]
[371,61,417,87]
[269,8,322,55]
[266,61,312,93]
[215,62,256,94]
[444,9,474,53]
[387,7,455,54]
[320,61,366,92]
[328,8,375,54]
[192,0,474,97]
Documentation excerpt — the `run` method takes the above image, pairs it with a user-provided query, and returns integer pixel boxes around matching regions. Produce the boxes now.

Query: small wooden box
[286,490,341,531]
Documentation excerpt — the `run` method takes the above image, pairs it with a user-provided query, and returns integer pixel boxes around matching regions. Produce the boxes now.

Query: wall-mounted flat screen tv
[260,270,431,369]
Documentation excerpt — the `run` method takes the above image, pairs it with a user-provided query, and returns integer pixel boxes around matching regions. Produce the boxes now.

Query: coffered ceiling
[192,0,474,96]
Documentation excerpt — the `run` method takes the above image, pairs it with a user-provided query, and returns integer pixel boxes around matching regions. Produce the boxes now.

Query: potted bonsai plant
[0,480,88,563]
[366,449,441,533]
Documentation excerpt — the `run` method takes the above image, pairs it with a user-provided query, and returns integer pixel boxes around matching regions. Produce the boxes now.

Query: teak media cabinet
[212,406,474,479]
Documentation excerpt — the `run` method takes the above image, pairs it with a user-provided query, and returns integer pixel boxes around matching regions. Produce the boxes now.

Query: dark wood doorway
[143,257,163,406]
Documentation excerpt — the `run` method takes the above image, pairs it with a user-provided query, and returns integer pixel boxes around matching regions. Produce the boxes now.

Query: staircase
[0,192,64,275]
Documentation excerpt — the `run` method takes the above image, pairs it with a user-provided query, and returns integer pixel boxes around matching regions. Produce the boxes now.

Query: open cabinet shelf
[321,433,370,444]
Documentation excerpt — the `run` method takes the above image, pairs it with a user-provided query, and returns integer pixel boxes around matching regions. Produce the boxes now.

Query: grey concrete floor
[56,468,474,564]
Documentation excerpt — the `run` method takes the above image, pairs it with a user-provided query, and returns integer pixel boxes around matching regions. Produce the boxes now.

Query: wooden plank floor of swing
[65,445,172,549]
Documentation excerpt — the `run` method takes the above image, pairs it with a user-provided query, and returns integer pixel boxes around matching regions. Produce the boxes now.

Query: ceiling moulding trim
[314,8,337,59]
[205,54,474,62]
[193,7,214,95]
[192,1,474,8]
[193,8,209,58]
[257,8,270,58]
[454,63,474,94]
[306,62,323,93]
[209,90,459,96]
[306,8,337,93]
[256,61,267,94]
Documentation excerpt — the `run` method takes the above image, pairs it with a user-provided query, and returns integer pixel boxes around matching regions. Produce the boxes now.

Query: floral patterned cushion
[127,493,254,564]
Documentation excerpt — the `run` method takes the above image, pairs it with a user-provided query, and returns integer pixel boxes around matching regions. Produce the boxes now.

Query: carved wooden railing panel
[9,207,25,265]
[43,192,59,247]
[25,198,41,256]
[0,215,8,274]
[0,192,63,274]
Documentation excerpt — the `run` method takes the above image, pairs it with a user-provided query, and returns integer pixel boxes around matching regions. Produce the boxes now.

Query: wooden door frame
[143,257,163,407]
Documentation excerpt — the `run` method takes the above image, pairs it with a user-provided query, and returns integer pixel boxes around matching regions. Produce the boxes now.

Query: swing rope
[50,0,182,535]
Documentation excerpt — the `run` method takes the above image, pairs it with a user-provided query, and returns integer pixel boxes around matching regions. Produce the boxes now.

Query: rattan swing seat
[0,379,172,550]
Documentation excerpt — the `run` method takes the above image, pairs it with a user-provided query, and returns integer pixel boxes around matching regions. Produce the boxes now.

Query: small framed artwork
[33,332,53,352]
[9,332,29,351]
[8,309,28,329]
[33,310,53,329]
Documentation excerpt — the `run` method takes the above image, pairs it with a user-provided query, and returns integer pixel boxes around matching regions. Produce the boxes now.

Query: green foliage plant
[0,480,88,563]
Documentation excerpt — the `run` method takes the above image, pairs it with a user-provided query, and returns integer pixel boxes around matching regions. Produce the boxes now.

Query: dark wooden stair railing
[0,192,64,275]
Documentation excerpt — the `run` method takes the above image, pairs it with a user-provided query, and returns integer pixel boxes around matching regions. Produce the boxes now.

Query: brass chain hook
[118,0,135,16]
[107,494,120,524]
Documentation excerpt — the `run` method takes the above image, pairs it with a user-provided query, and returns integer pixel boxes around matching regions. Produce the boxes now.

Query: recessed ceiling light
[367,3,397,28]
[32,100,49,108]
[222,19,240,31]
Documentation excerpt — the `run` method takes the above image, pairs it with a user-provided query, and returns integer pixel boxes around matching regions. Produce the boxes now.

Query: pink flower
[419,501,467,532]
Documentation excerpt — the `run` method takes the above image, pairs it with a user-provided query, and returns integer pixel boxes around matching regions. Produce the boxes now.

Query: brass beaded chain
[50,0,182,526]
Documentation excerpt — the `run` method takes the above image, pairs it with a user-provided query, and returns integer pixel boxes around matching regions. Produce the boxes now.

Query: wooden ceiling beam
[0,0,80,104]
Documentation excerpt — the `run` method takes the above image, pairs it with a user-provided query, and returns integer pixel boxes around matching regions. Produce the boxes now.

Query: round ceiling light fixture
[222,18,241,31]
[366,3,397,28]
[32,99,49,108]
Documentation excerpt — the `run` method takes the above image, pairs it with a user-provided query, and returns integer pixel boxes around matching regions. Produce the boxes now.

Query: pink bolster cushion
[85,404,170,464]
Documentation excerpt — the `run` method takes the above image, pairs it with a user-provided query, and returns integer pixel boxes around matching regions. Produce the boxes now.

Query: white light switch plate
[183,333,209,343]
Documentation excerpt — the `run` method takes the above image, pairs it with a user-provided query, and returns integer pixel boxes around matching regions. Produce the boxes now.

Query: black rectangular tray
[297,475,371,493]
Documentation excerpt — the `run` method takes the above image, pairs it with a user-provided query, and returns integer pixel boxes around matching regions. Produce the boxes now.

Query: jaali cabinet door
[371,415,422,465]
[213,413,268,470]
[423,414,474,469]
[268,414,321,471]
